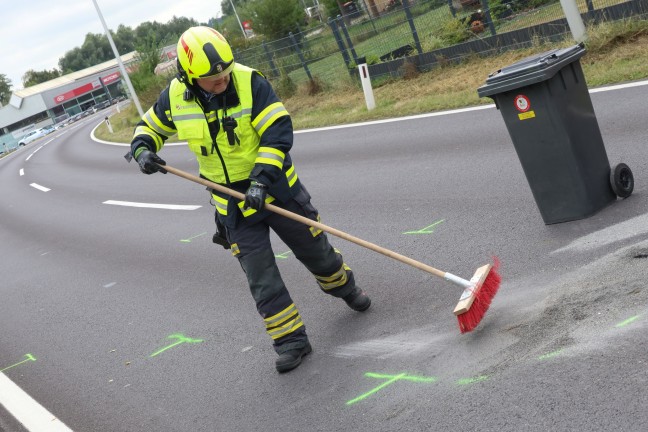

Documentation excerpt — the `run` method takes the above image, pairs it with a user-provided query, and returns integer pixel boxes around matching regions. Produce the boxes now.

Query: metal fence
[234,0,648,86]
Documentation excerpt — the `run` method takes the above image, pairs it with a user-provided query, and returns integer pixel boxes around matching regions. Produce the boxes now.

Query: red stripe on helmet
[180,37,193,65]
[207,27,226,42]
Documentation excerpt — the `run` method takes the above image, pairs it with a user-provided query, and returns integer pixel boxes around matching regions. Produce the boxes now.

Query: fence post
[289,32,312,81]
[447,0,457,18]
[480,0,498,36]
[402,0,423,55]
[262,41,279,78]
[328,17,353,75]
[337,14,359,64]
[586,0,594,12]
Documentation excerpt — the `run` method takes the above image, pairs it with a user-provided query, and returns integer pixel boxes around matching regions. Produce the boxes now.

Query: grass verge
[94,19,648,143]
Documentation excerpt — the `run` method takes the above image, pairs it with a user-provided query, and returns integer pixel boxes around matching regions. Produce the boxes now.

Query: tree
[59,32,124,74]
[221,0,249,16]
[320,0,342,18]
[247,0,304,39]
[165,16,201,40]
[0,74,12,106]
[128,32,167,93]
[58,17,199,75]
[22,69,61,88]
[112,25,137,54]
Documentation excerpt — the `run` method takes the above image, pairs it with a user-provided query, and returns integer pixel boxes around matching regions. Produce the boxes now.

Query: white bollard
[560,0,587,43]
[105,117,113,134]
[358,63,376,111]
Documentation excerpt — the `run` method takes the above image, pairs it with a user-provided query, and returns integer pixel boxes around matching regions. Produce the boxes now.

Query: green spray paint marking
[149,334,204,358]
[346,372,437,405]
[403,220,444,235]
[456,375,489,385]
[275,250,293,259]
[615,315,640,328]
[538,349,563,360]
[180,232,207,243]
[1,354,36,372]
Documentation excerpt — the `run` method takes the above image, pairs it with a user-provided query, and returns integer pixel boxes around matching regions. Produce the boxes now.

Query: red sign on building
[53,72,121,104]
[101,72,121,85]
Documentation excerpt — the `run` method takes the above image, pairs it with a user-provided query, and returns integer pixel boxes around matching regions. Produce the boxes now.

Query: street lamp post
[91,0,145,117]
[229,0,247,39]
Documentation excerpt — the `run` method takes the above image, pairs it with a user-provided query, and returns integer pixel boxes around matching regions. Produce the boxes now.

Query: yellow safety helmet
[176,26,235,84]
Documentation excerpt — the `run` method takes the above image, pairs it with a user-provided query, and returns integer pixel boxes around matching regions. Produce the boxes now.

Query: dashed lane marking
[103,200,201,210]
[30,183,51,192]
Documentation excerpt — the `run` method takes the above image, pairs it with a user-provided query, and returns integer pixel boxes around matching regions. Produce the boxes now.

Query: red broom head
[457,258,501,333]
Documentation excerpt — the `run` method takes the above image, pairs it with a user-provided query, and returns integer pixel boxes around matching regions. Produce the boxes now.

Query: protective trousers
[223,186,356,354]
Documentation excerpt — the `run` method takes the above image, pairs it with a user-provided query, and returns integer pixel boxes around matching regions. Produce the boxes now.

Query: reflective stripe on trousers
[228,186,357,354]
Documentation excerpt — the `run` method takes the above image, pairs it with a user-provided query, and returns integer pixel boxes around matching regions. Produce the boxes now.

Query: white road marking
[103,200,201,210]
[30,183,51,192]
[551,212,648,254]
[295,105,495,134]
[19,168,24,176]
[589,80,648,93]
[0,372,73,431]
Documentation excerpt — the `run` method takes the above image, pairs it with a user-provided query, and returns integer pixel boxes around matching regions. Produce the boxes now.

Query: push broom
[161,164,501,333]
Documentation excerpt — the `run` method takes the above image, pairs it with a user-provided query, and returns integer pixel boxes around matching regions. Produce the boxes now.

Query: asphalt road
[1,82,647,432]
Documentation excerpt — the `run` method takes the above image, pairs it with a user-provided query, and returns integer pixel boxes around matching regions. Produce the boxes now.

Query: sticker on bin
[514,95,531,112]
[514,94,535,120]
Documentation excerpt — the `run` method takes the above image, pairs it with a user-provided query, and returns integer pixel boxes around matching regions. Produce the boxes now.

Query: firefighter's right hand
[136,150,167,175]
[244,181,268,210]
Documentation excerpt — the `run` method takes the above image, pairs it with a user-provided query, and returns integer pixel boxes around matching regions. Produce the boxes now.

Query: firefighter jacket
[130,64,300,228]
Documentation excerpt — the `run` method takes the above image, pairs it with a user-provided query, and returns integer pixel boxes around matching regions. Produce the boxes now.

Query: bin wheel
[610,163,634,198]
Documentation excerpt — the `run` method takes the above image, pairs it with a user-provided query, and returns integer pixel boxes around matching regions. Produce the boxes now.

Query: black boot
[343,287,371,312]
[276,342,312,373]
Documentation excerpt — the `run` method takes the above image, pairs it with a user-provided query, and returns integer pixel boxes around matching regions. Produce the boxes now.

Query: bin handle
[540,53,559,65]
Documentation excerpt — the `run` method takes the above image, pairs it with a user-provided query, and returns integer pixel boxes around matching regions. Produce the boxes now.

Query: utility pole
[229,0,247,39]
[90,0,144,117]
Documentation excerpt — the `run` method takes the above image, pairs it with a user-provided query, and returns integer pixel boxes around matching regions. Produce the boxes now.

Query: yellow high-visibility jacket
[130,63,301,226]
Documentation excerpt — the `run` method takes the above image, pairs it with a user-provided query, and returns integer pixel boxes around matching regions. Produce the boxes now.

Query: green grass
[94,18,648,143]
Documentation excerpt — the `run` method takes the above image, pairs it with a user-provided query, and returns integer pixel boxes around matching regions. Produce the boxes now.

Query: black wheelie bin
[477,43,633,224]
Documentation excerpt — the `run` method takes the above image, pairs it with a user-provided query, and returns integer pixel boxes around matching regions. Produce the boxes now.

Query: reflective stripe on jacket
[169,64,259,184]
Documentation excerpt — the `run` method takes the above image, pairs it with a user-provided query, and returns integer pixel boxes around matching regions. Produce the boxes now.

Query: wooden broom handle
[163,164,447,279]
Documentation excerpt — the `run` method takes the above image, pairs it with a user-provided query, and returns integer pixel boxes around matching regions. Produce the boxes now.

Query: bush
[273,68,297,99]
[437,15,471,45]
[400,60,420,80]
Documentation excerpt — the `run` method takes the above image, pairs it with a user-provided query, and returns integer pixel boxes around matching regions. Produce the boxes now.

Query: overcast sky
[2,0,223,90]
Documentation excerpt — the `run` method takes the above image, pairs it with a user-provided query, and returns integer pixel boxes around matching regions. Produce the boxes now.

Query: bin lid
[477,43,586,97]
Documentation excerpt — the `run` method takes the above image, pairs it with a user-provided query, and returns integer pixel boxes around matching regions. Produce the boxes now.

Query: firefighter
[127,26,371,373]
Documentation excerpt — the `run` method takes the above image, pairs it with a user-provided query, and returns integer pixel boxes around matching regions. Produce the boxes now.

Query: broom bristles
[457,258,501,333]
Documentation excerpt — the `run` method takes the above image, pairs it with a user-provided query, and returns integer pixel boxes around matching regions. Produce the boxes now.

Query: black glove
[244,181,268,211]
[135,149,167,175]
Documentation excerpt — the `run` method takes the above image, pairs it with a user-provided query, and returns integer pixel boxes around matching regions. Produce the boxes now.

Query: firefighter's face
[196,73,230,95]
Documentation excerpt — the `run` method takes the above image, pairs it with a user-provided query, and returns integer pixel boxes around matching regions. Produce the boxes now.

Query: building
[0,52,137,149]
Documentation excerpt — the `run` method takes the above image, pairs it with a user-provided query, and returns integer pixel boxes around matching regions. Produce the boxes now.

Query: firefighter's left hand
[244,181,268,210]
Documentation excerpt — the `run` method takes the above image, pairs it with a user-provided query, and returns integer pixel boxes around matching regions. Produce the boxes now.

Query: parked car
[94,100,112,111]
[18,128,47,146]
[68,113,83,123]
[42,125,56,135]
